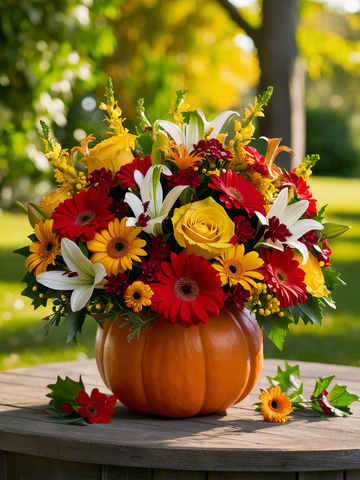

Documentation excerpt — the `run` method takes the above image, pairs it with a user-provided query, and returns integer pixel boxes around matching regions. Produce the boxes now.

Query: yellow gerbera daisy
[87,217,147,275]
[124,281,154,312]
[259,386,292,423]
[25,219,61,276]
[212,243,264,291]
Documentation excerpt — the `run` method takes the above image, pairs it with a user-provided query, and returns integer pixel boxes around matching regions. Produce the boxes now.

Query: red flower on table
[260,247,307,308]
[52,188,114,243]
[75,388,117,424]
[151,251,224,328]
[209,169,266,216]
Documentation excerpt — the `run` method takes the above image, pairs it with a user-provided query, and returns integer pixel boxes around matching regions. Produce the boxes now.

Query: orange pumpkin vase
[94,302,263,418]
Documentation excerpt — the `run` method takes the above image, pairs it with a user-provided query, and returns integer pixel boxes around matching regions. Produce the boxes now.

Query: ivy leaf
[267,361,305,403]
[312,375,336,398]
[328,384,359,413]
[46,376,85,411]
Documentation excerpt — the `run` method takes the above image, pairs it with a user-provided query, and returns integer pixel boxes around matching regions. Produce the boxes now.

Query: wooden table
[1,359,360,480]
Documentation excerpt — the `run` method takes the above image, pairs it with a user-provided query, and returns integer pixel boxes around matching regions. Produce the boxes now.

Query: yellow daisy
[259,386,292,423]
[87,217,147,275]
[212,243,264,291]
[25,219,61,276]
[124,281,154,312]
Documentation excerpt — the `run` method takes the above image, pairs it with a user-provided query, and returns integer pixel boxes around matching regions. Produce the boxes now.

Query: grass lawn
[0,176,359,370]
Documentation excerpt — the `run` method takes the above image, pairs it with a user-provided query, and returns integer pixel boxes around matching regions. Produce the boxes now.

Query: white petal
[143,216,166,236]
[255,211,267,225]
[92,262,107,286]
[208,111,240,138]
[158,120,185,146]
[61,238,93,279]
[289,219,324,240]
[287,239,309,265]
[125,217,138,227]
[134,170,144,189]
[159,185,188,216]
[124,192,144,219]
[36,271,87,290]
[280,200,309,227]
[70,285,94,312]
[268,188,288,220]
[256,239,284,252]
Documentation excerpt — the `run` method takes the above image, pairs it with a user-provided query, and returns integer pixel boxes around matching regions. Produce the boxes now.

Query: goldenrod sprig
[241,86,273,130]
[40,120,53,153]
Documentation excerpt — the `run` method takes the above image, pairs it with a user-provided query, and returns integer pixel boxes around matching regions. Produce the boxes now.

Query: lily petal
[158,120,185,146]
[36,270,87,290]
[159,185,188,217]
[280,200,309,228]
[124,192,145,219]
[208,111,240,138]
[287,239,309,265]
[70,284,94,312]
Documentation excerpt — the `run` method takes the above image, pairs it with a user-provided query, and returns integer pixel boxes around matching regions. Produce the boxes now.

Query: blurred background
[1,0,360,370]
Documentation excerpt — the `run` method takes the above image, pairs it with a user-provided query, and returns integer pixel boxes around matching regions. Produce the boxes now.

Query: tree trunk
[255,0,304,170]
[217,0,305,170]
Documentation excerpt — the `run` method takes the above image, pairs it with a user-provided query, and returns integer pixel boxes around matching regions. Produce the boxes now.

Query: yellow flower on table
[172,197,234,260]
[87,217,147,276]
[294,251,330,298]
[259,385,292,423]
[212,243,264,290]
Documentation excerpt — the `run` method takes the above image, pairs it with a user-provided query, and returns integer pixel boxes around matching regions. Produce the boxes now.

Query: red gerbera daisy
[243,146,269,177]
[151,251,224,328]
[283,172,317,217]
[260,247,307,308]
[52,188,114,243]
[75,388,117,424]
[116,154,152,189]
[209,169,266,216]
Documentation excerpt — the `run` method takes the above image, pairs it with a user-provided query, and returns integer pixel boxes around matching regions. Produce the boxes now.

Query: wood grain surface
[0,358,359,479]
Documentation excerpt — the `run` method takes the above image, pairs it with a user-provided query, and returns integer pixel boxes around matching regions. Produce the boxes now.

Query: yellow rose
[294,252,330,297]
[172,197,234,259]
[40,186,73,217]
[80,134,136,175]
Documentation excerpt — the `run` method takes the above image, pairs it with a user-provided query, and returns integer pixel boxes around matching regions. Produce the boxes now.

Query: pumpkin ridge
[196,323,210,415]
[140,319,157,414]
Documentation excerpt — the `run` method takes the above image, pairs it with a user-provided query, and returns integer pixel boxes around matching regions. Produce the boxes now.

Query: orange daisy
[25,219,61,276]
[87,217,147,275]
[259,386,292,423]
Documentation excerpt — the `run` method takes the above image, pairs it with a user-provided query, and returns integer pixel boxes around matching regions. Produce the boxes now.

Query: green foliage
[46,375,84,411]
[306,109,360,177]
[262,361,359,418]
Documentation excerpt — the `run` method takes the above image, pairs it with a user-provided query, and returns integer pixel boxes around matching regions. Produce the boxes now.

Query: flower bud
[323,222,350,239]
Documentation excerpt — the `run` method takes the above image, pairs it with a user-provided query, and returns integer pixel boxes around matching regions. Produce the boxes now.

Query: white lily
[156,110,239,153]
[255,188,323,264]
[125,165,187,236]
[36,238,107,312]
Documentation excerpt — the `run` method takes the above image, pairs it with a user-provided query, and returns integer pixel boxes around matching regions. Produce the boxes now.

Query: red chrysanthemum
[209,169,266,216]
[116,154,152,189]
[283,172,317,217]
[52,188,114,242]
[167,168,202,188]
[260,247,307,308]
[151,251,224,328]
[230,215,255,244]
[224,284,250,309]
[104,272,129,295]
[75,388,117,424]
[192,138,233,161]
[88,167,116,195]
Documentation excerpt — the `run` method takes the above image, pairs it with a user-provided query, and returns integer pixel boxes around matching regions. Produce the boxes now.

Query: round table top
[1,358,360,473]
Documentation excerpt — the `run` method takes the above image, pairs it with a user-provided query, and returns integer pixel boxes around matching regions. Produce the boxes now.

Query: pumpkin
[94,302,263,418]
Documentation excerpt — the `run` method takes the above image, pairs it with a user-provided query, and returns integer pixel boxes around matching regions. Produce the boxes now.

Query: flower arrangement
[16,80,348,350]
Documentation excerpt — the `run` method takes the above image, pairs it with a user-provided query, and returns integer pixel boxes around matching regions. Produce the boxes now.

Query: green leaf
[13,246,31,258]
[135,129,153,156]
[15,201,28,215]
[323,267,346,292]
[46,376,85,411]
[328,383,359,408]
[257,312,293,350]
[64,310,86,343]
[312,375,336,397]
[78,241,89,259]
[105,77,115,105]
[313,203,327,223]
[297,295,324,326]
[267,361,305,401]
